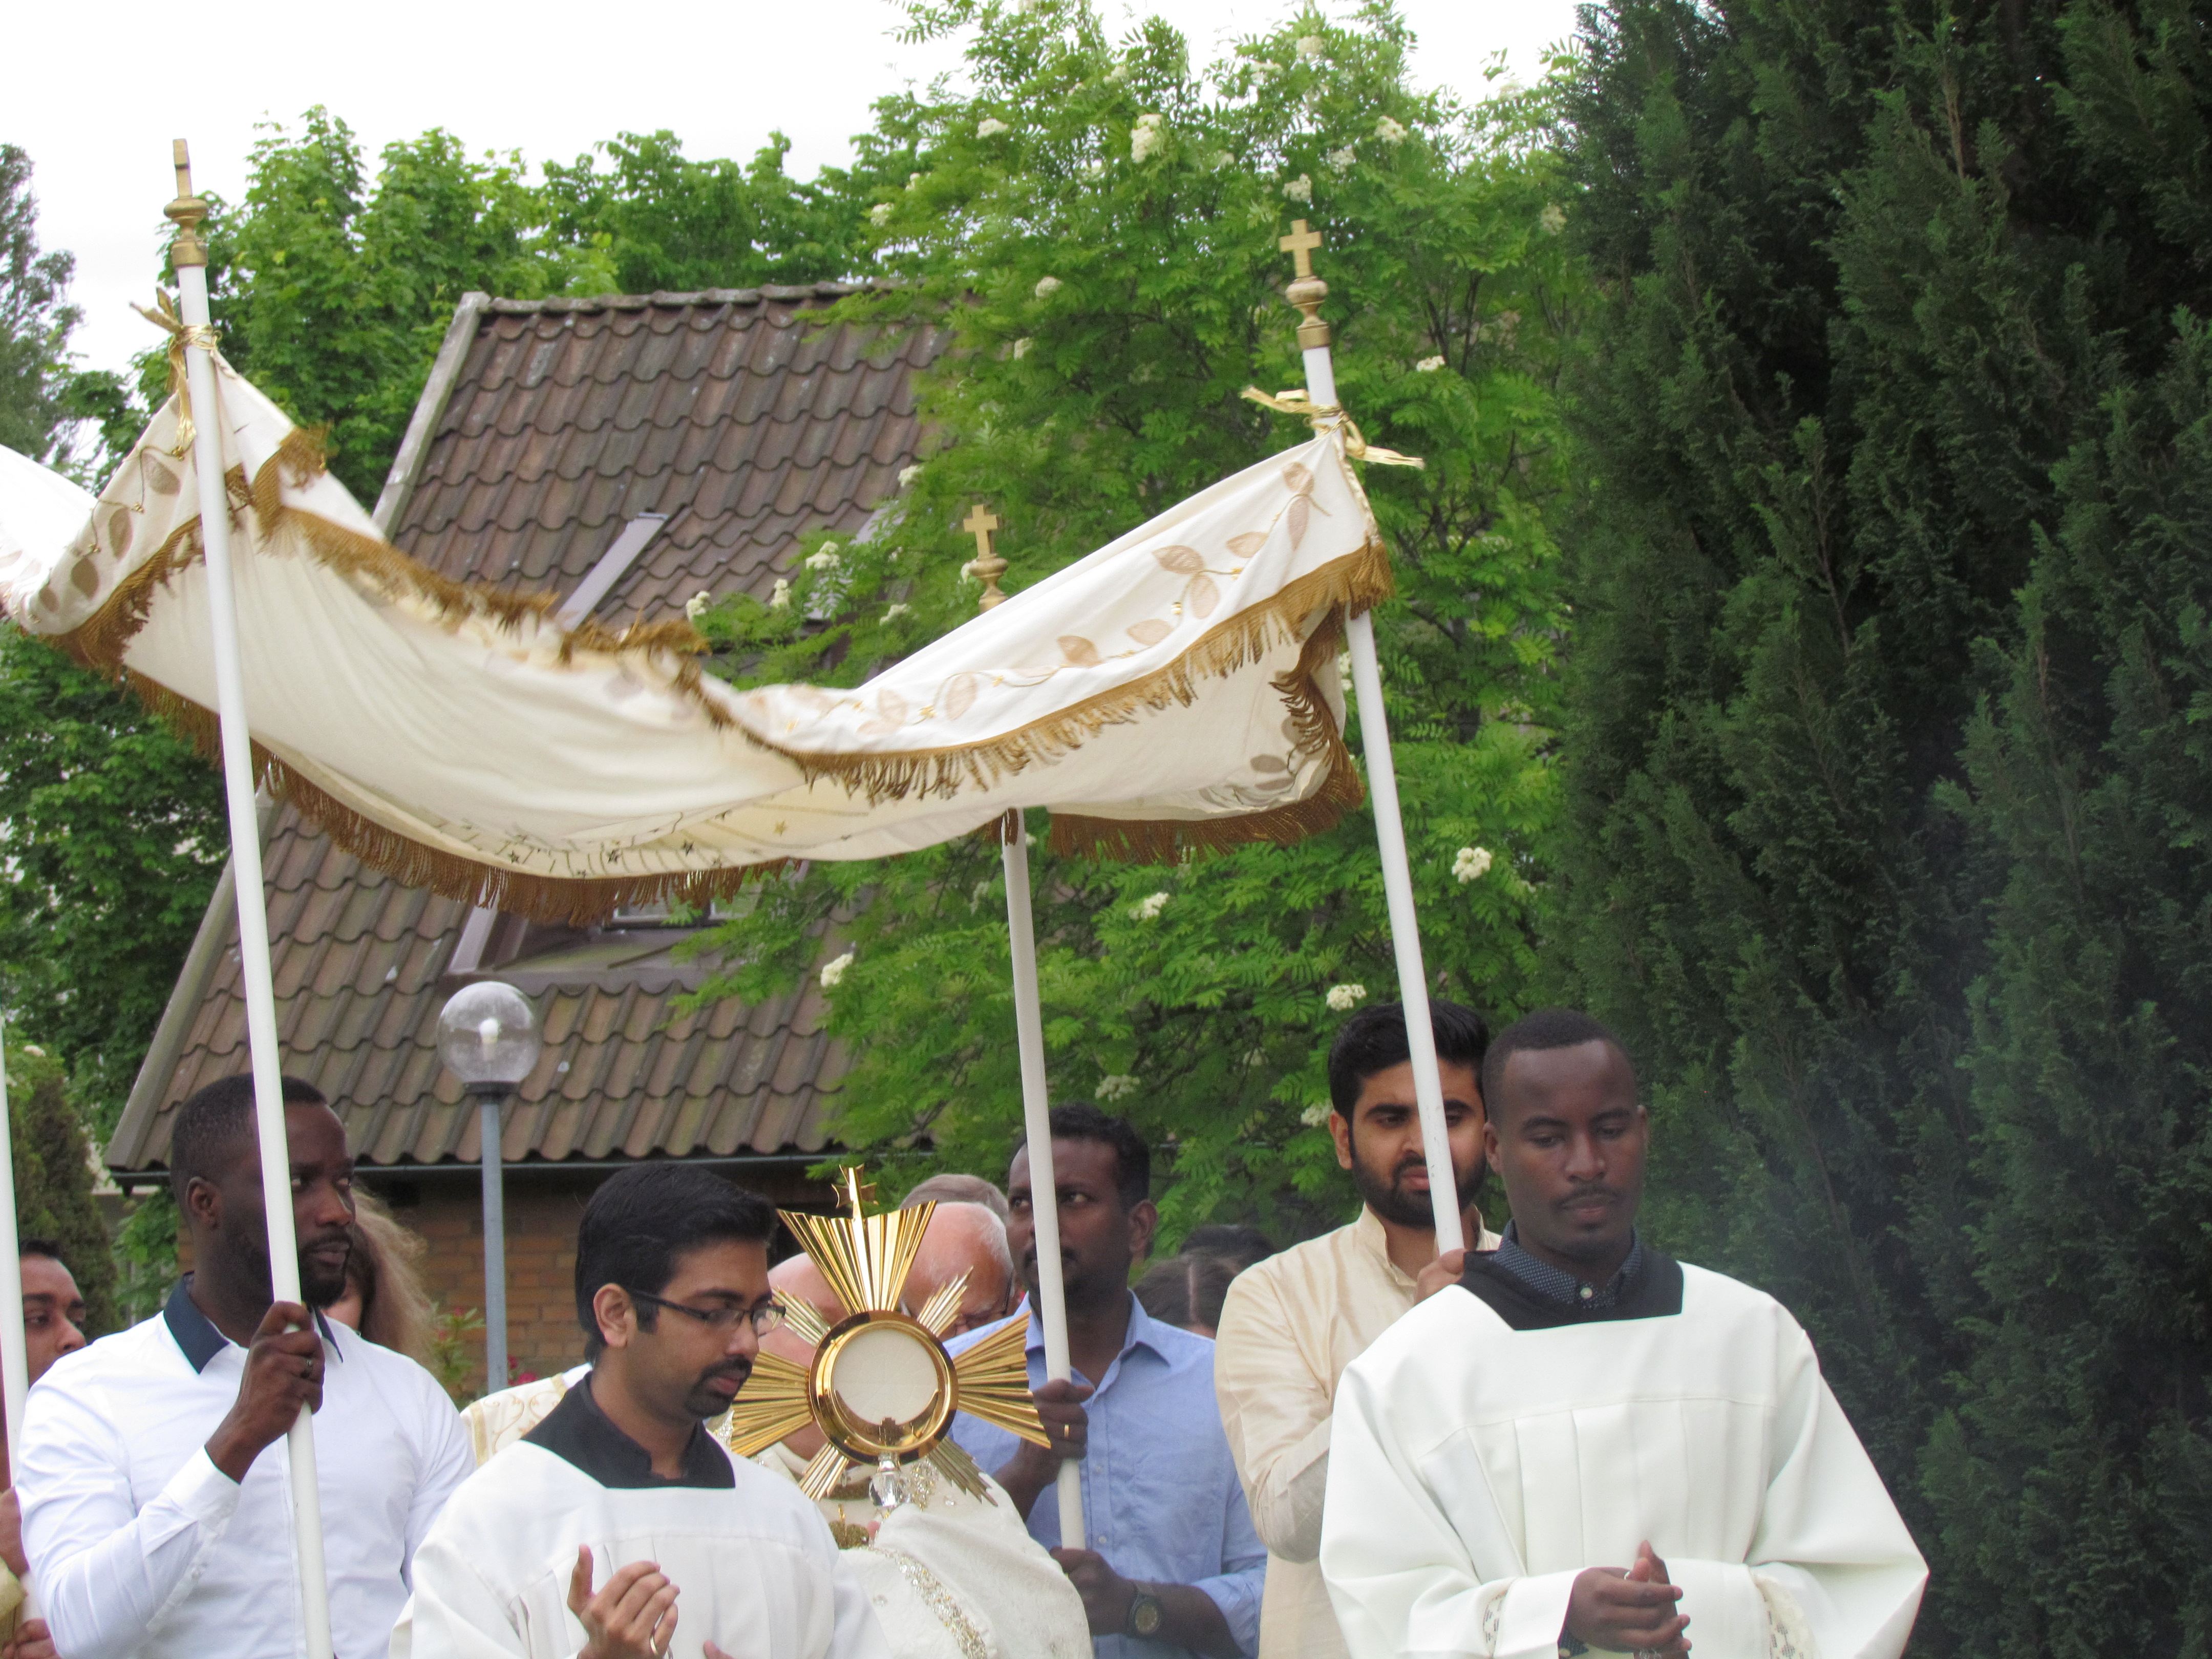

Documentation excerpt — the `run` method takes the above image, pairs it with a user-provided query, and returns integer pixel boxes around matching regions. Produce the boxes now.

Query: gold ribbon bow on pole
[131,289,220,455]
[1241,386,1426,469]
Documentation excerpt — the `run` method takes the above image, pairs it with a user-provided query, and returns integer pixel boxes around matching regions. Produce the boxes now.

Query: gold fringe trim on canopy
[127,674,781,924]
[34,408,1397,918]
[748,535,1394,807]
[52,426,725,727]
[1047,604,1366,861]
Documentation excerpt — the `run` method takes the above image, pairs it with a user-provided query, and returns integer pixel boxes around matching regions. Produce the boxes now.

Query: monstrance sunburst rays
[719,1167,1047,1504]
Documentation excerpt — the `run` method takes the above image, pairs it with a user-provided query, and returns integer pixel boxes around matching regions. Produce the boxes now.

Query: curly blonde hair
[343,1190,437,1368]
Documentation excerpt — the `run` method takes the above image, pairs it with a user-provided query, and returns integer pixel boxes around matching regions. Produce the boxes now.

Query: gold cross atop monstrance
[964,502,1009,611]
[716,1167,1046,1507]
[1279,218,1331,349]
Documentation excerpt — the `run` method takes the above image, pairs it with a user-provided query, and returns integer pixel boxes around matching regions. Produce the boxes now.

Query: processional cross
[964,502,1009,611]
[1278,219,1332,350]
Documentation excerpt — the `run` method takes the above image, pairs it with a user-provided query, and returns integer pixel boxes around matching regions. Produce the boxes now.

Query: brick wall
[367,1163,827,1399]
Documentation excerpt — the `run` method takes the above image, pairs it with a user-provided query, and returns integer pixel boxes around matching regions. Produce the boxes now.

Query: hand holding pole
[165,140,336,1659]
[1279,221,1465,1254]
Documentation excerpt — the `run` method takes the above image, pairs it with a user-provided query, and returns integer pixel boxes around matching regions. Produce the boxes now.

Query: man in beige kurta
[1214,1002,1500,1659]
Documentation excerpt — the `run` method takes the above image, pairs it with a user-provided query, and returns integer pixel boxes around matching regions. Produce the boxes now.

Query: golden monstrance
[718,1168,1047,1511]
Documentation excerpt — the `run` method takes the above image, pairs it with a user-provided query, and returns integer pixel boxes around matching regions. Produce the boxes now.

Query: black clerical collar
[525,1373,735,1490]
[1493,1223,1646,1310]
[1460,1231,1684,1330]
[164,1275,342,1375]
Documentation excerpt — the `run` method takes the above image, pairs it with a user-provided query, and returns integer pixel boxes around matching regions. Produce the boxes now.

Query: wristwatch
[1126,1587,1165,1640]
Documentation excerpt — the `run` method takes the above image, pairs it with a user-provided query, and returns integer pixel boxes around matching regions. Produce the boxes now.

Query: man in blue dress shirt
[946,1103,1265,1658]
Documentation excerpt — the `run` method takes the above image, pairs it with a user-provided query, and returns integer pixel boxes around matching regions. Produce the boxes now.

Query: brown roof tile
[107,286,937,1177]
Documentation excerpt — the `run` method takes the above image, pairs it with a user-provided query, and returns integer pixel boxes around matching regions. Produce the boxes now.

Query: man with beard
[946,1104,1265,1657]
[1320,1010,1925,1659]
[1211,1002,1499,1659]
[399,1163,887,1659]
[18,1075,472,1659]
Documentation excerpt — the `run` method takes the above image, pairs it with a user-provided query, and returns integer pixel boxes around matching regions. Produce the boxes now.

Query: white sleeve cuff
[164,1449,243,1526]
[1496,1569,1583,1659]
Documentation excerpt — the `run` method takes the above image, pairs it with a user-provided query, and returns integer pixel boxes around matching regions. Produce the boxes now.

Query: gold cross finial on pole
[166,139,208,270]
[964,502,1010,611]
[1277,219,1330,349]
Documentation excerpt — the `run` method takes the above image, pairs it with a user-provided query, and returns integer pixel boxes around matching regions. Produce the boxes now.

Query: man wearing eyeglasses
[397,1164,890,1659]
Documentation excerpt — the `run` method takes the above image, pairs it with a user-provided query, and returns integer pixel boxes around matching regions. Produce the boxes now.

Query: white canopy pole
[0,1019,36,1621]
[1001,811,1085,1544]
[166,141,335,1659]
[1281,222,1465,1254]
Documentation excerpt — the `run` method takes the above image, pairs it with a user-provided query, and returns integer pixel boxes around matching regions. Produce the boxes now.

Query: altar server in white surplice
[397,1164,888,1659]
[1320,1009,1926,1659]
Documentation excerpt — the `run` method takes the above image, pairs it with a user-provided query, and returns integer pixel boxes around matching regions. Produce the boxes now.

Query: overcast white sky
[12,0,1579,377]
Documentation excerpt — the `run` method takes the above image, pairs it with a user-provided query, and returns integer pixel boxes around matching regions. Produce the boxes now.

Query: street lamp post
[436,982,541,1391]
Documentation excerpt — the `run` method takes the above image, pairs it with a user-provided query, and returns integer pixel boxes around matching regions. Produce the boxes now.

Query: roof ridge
[486,280,896,316]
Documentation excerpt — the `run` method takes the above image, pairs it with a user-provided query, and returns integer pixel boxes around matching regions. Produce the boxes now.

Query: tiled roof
[103,806,844,1174]
[391,284,947,611]
[109,286,938,1176]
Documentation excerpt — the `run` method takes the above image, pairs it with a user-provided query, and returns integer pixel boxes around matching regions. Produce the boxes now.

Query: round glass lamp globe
[436,981,542,1088]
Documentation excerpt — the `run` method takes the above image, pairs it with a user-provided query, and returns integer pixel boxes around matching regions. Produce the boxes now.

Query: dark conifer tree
[1558,0,2212,1648]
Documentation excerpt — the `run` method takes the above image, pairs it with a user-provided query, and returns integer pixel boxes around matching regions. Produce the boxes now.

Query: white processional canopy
[0,351,1393,919]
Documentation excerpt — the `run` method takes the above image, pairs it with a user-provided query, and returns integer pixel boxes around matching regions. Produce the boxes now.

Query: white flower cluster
[1540,202,1567,236]
[1034,274,1063,300]
[1012,336,1032,359]
[769,578,793,610]
[1299,1101,1331,1128]
[805,542,841,570]
[1415,354,1446,373]
[1295,34,1324,59]
[898,463,923,488]
[1106,62,1129,84]
[1132,890,1171,921]
[819,950,855,990]
[1326,983,1367,1012]
[1096,1074,1140,1102]
[1374,115,1409,145]
[1283,174,1313,204]
[1454,845,1495,883]
[1325,145,1356,175]
[1132,112,1166,163]
[907,172,923,191]
[977,117,1011,138]
[684,589,712,619]
[884,602,911,621]
[869,203,894,227]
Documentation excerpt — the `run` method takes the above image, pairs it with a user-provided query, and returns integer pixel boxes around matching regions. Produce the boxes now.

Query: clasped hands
[568,1544,739,1659]
[1564,1542,1689,1658]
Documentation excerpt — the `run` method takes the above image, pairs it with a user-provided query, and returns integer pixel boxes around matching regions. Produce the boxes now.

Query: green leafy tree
[1558,0,2212,1649]
[0,145,139,483]
[4,1047,119,1336]
[182,111,577,501]
[686,0,1581,1241]
[542,130,876,295]
[0,625,226,1131]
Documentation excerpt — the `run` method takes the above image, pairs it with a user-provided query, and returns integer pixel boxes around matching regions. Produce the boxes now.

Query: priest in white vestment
[1320,1009,1926,1659]
[397,1165,887,1659]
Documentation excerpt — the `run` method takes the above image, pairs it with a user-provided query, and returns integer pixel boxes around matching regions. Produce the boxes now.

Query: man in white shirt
[1320,1009,1927,1659]
[18,1074,474,1659]
[1211,1001,1500,1659]
[399,1163,888,1659]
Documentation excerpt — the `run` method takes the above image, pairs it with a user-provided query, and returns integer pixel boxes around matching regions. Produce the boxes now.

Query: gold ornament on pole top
[716,1166,1047,1509]
[166,140,209,270]
[963,503,1008,611]
[1279,219,1329,348]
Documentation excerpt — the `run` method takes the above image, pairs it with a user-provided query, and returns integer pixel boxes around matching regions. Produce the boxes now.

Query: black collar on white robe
[525,1373,735,1490]
[1458,1238,1684,1330]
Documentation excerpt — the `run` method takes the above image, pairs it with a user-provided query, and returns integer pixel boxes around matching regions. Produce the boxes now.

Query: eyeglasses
[626,1290,786,1336]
